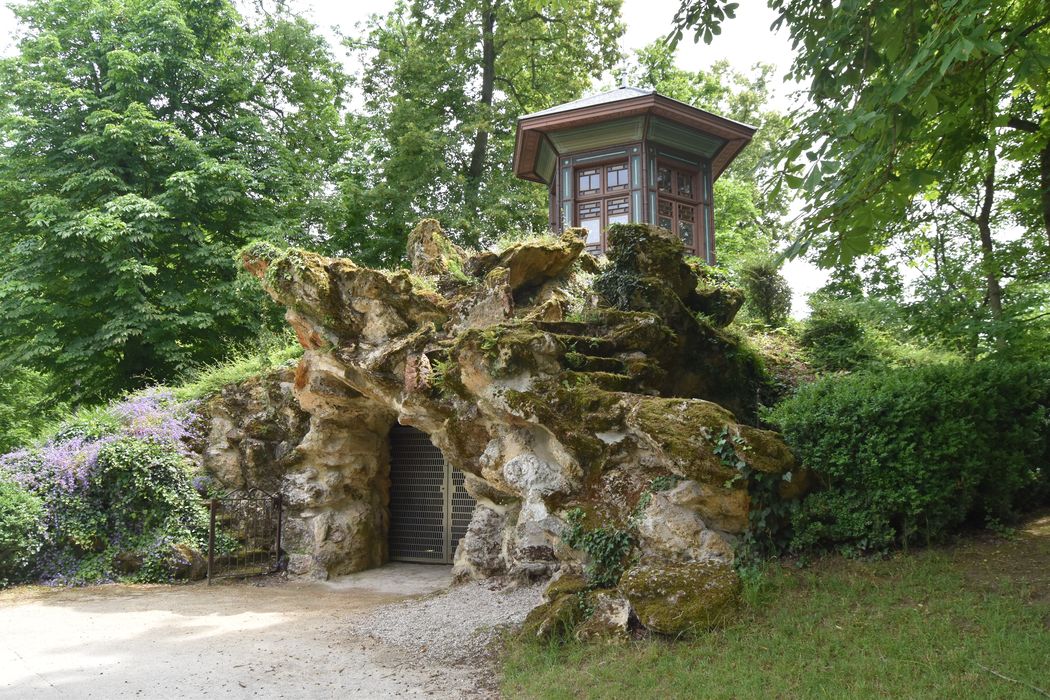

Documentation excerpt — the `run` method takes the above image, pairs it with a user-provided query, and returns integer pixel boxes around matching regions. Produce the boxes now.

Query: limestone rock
[665,479,749,535]
[520,593,585,641]
[542,568,588,603]
[496,231,584,292]
[452,505,509,580]
[636,490,734,564]
[406,218,467,277]
[216,219,801,591]
[575,591,631,642]
[201,367,308,493]
[619,560,741,637]
[686,260,745,327]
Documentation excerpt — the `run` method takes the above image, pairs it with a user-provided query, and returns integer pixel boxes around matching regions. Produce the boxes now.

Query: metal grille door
[388,425,476,564]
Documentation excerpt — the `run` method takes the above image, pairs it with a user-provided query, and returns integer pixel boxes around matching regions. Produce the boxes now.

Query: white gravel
[354,579,545,665]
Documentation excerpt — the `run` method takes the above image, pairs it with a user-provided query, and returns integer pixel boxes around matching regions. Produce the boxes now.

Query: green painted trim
[647,116,724,158]
[547,117,645,153]
[536,140,557,184]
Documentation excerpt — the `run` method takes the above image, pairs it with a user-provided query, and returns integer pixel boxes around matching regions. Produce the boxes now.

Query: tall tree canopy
[673,0,1050,350]
[0,0,348,400]
[338,0,624,266]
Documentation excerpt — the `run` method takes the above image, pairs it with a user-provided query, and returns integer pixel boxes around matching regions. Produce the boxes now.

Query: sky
[0,0,827,315]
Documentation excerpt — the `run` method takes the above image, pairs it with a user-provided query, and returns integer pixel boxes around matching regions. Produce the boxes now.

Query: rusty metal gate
[206,489,283,582]
[388,425,475,564]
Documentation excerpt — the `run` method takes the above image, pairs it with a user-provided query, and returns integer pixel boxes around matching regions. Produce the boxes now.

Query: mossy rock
[496,231,583,292]
[619,560,741,637]
[543,569,588,601]
[520,593,586,641]
[686,258,745,327]
[632,397,738,484]
[575,589,631,643]
[738,424,797,475]
[691,286,745,327]
[602,224,696,301]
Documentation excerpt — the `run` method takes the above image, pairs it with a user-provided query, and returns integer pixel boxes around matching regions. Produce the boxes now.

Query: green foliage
[0,367,65,453]
[341,0,624,264]
[0,0,347,401]
[738,257,792,327]
[672,0,1050,265]
[166,331,303,402]
[672,0,1050,354]
[799,296,962,373]
[798,299,876,372]
[0,478,45,587]
[563,508,634,588]
[769,362,1050,555]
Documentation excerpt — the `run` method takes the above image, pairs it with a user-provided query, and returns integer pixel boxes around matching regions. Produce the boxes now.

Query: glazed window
[655,162,706,256]
[606,164,629,191]
[577,167,601,196]
[574,161,632,253]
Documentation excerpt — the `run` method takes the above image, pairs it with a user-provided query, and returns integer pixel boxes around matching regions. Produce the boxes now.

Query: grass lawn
[502,513,1050,699]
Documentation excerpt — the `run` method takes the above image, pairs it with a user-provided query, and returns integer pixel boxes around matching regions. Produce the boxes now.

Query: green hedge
[769,362,1050,554]
[0,479,45,586]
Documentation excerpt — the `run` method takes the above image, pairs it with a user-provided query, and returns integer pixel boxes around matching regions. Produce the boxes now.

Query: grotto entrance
[388,425,475,564]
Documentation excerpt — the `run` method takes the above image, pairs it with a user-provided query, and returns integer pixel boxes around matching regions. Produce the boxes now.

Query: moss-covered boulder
[619,560,741,637]
[521,593,587,641]
[574,590,632,643]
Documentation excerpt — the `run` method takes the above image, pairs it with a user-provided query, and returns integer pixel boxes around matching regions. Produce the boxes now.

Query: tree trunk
[465,0,498,212]
[976,160,1003,325]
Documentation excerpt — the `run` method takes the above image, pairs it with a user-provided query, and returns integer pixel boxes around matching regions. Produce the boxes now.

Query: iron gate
[206,489,284,582]
[388,425,475,563]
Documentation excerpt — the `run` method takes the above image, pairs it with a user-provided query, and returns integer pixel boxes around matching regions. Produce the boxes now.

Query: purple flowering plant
[0,388,207,585]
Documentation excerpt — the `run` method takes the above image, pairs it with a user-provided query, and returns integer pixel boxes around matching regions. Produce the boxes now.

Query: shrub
[0,478,45,586]
[0,390,208,584]
[769,362,1050,555]
[798,298,875,371]
[739,257,792,327]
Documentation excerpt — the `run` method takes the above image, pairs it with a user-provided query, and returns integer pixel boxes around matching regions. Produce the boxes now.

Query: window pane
[582,219,601,244]
[578,168,600,196]
[607,197,629,220]
[657,199,673,232]
[677,171,693,198]
[678,220,694,245]
[657,166,672,194]
[606,163,629,191]
[677,203,695,245]
[578,201,602,245]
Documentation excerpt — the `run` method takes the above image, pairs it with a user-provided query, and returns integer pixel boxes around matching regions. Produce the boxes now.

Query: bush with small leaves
[770,361,1050,555]
[0,478,45,587]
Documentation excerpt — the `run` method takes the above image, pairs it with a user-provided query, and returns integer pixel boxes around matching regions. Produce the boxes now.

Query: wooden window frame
[573,159,632,253]
[654,159,707,256]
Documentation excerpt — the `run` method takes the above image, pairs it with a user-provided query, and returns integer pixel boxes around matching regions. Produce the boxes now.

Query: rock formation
[205,221,802,638]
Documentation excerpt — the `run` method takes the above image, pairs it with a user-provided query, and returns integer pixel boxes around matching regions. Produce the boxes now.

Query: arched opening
[387,424,475,564]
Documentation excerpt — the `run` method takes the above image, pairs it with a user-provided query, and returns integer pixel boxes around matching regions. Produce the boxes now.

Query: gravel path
[0,565,541,699]
[354,578,545,665]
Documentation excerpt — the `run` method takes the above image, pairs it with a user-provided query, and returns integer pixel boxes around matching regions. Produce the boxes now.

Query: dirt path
[0,564,489,699]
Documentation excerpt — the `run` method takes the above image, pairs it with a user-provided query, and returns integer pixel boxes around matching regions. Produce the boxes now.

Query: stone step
[550,333,619,357]
[564,370,634,393]
[567,354,626,374]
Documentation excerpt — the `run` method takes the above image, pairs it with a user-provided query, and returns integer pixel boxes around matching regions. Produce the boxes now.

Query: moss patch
[619,560,741,637]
